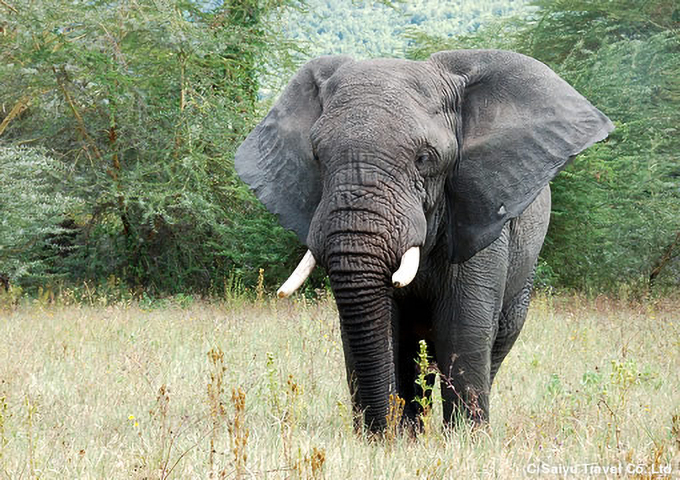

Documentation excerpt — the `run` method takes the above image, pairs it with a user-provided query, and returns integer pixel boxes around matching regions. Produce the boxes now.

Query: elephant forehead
[312,107,425,155]
[311,60,457,156]
[322,59,444,109]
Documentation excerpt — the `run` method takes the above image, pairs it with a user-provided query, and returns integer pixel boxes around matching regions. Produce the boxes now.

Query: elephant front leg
[433,237,508,426]
[435,326,494,425]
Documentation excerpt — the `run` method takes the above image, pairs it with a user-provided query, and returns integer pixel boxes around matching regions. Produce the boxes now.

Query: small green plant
[581,369,603,387]
[608,357,650,415]
[546,373,564,397]
[610,358,641,390]
[413,340,437,435]
[335,400,354,433]
[172,293,195,309]
[224,272,248,304]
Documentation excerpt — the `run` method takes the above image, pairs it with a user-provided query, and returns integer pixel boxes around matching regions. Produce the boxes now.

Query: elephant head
[235,50,613,431]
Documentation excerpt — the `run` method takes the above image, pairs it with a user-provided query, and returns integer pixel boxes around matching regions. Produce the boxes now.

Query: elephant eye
[415,153,429,168]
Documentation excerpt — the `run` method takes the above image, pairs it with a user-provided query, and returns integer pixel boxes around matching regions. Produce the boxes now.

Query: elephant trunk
[305,155,427,432]
[325,234,396,432]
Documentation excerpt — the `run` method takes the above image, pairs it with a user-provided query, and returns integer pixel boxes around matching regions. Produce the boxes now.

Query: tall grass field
[0,293,678,478]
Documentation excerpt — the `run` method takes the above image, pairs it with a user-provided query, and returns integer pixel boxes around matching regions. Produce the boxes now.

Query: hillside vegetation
[283,0,529,58]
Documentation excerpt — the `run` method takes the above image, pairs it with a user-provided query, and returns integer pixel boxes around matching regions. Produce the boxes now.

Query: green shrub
[0,146,84,286]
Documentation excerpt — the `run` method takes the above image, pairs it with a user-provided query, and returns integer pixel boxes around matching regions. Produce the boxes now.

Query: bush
[0,146,83,286]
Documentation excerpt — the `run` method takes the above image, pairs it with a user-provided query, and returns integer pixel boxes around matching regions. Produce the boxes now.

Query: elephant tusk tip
[391,246,420,289]
[276,289,289,298]
[276,250,317,299]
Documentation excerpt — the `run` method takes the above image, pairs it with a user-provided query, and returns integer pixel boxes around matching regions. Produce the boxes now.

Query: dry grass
[0,293,678,478]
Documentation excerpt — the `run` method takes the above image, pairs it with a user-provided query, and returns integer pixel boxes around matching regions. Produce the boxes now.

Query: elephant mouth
[276,246,420,298]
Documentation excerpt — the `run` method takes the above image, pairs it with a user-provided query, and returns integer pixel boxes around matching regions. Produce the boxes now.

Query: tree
[0,0,303,293]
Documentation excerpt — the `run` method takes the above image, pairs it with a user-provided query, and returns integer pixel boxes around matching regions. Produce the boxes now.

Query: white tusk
[392,247,420,288]
[277,250,317,298]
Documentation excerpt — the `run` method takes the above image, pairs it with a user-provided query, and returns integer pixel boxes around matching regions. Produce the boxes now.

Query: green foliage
[2,0,677,295]
[529,3,680,292]
[0,0,302,293]
[407,0,680,292]
[0,146,83,285]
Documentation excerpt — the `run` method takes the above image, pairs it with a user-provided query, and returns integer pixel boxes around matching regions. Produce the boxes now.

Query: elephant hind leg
[490,266,536,384]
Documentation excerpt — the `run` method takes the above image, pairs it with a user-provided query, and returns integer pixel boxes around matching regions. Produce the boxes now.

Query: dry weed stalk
[24,395,38,478]
[0,396,7,465]
[293,446,326,479]
[385,393,405,444]
[256,268,265,302]
[309,447,326,478]
[282,374,303,464]
[229,387,249,479]
[672,414,680,451]
[150,384,174,478]
[207,347,226,477]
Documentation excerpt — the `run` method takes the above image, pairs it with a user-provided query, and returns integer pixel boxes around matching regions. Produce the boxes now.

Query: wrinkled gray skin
[236,50,613,433]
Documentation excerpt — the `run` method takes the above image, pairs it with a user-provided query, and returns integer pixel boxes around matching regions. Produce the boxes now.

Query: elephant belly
[393,295,435,342]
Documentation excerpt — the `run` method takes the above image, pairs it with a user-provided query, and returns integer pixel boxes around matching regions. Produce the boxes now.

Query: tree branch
[0,0,18,14]
[649,231,680,287]
[52,66,102,161]
[0,95,29,137]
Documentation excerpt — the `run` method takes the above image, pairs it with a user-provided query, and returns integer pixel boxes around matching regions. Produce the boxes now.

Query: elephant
[235,50,613,433]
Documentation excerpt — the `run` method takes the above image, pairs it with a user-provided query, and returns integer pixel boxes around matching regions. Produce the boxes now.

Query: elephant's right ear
[235,56,353,244]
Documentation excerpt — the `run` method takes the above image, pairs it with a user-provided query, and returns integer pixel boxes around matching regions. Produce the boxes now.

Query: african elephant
[235,50,613,433]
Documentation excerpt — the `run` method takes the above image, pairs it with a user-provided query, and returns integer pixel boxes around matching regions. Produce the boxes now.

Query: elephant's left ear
[431,50,614,263]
